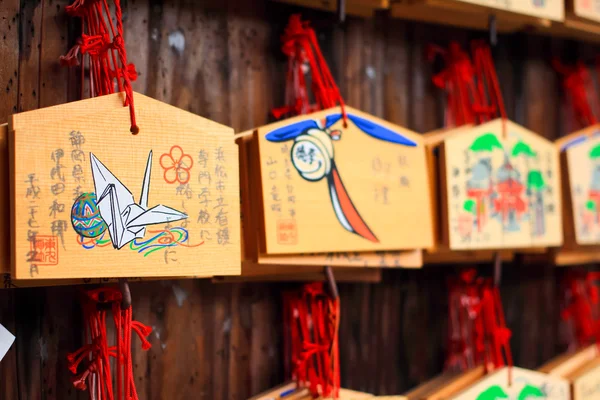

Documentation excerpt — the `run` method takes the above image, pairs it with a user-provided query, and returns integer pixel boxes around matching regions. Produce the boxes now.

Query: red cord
[555,59,598,129]
[273,15,347,126]
[68,288,151,400]
[446,272,513,373]
[471,41,507,137]
[62,0,138,132]
[283,282,340,398]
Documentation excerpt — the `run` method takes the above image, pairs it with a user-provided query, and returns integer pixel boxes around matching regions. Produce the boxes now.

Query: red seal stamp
[29,235,59,266]
[277,219,298,245]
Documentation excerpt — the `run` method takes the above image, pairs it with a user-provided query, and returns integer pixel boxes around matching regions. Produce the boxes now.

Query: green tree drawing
[517,384,544,400]
[463,199,477,215]
[527,170,545,191]
[476,385,509,400]
[511,141,537,158]
[589,143,600,159]
[475,384,544,400]
[470,133,504,152]
[587,200,597,212]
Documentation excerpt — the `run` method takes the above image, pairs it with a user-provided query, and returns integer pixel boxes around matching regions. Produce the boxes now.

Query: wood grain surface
[0,0,592,398]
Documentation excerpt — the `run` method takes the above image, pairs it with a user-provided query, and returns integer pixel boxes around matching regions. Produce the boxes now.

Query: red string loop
[274,14,346,124]
[283,282,340,398]
[446,272,513,373]
[68,287,150,400]
[61,0,138,132]
[554,59,598,129]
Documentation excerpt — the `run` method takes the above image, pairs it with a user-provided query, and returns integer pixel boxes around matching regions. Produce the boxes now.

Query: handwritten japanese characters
[10,92,240,279]
[256,107,433,255]
[444,119,562,250]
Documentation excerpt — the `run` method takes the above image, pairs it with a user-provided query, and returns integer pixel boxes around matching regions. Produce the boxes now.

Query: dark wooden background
[0,0,595,398]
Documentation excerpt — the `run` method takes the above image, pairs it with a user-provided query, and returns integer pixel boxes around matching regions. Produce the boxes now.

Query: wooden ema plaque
[238,133,424,270]
[451,367,571,400]
[572,0,600,23]
[539,346,600,400]
[442,119,563,250]
[248,382,376,399]
[559,126,600,246]
[10,92,240,280]
[451,0,564,21]
[253,106,433,256]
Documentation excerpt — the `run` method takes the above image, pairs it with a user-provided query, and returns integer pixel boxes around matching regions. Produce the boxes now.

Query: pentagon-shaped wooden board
[238,132,423,268]
[451,367,571,400]
[562,127,600,245]
[444,119,563,250]
[10,93,240,279]
[255,106,433,255]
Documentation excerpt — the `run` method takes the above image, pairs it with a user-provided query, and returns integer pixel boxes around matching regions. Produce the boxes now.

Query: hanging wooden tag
[558,126,600,247]
[442,119,563,250]
[10,93,240,280]
[540,346,600,400]
[571,0,600,23]
[248,382,376,399]
[239,130,424,268]
[448,0,564,21]
[451,367,570,400]
[253,106,433,255]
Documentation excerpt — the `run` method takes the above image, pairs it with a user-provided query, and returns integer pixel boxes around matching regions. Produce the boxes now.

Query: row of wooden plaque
[250,346,600,399]
[2,92,600,286]
[273,0,600,44]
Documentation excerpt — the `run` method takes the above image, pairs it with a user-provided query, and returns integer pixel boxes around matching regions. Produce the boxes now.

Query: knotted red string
[554,60,598,130]
[446,271,513,374]
[471,41,507,136]
[283,282,340,398]
[428,42,479,128]
[272,14,347,125]
[61,0,138,133]
[561,272,600,349]
[67,287,151,400]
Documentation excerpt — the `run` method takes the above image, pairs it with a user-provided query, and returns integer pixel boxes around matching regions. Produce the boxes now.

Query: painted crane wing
[90,153,135,208]
[325,113,418,146]
[265,120,320,142]
[326,162,378,243]
[95,183,127,249]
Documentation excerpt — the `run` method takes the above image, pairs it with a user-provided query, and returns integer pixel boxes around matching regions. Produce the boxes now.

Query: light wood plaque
[572,0,600,23]
[10,93,240,279]
[560,126,600,245]
[238,132,424,269]
[451,367,571,400]
[570,358,600,400]
[255,107,433,255]
[443,119,563,250]
[451,0,564,21]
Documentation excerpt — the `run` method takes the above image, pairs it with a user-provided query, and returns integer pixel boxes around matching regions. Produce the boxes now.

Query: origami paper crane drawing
[91,151,188,249]
[266,112,417,243]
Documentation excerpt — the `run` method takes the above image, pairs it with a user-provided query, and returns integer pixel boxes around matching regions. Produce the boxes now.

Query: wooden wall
[0,0,595,398]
